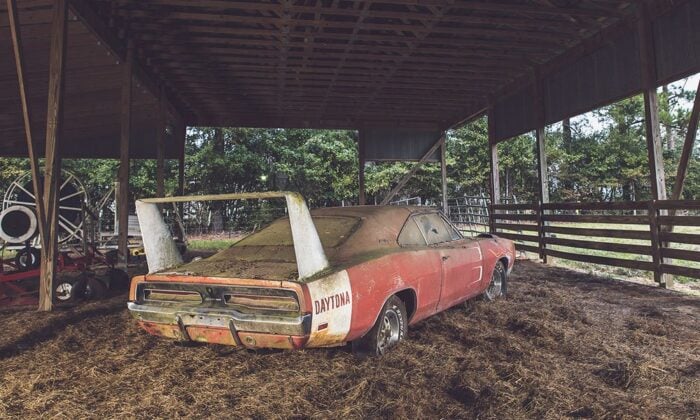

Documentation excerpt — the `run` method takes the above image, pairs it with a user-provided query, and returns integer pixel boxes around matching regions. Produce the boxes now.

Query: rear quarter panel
[343,249,442,342]
[477,236,515,290]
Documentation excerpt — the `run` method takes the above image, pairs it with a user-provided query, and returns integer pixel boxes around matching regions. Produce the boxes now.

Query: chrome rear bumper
[127,301,310,336]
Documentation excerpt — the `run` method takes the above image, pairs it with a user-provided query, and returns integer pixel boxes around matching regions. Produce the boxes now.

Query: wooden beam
[358,130,366,206]
[39,0,69,312]
[380,133,445,206]
[67,0,191,121]
[117,41,133,268]
[534,71,549,263]
[156,85,166,198]
[671,79,700,201]
[638,5,670,287]
[6,0,47,248]
[440,139,448,215]
[488,109,499,233]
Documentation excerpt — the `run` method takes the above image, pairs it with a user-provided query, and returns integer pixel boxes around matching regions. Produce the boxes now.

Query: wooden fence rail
[490,200,700,286]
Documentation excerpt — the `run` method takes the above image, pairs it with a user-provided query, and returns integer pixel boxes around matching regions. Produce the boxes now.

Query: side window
[414,213,453,245]
[442,215,462,241]
[398,218,427,247]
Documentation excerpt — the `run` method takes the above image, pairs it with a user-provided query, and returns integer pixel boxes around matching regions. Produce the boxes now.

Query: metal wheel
[54,281,74,302]
[352,295,407,356]
[483,261,505,301]
[377,309,402,354]
[3,169,87,245]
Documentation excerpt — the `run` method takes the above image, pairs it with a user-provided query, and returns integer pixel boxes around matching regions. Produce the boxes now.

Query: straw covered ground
[0,261,698,419]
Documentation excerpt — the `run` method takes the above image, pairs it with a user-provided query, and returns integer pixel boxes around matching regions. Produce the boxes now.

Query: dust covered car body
[128,193,514,354]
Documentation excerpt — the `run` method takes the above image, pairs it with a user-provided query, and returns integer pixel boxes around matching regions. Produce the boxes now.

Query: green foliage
[0,81,697,220]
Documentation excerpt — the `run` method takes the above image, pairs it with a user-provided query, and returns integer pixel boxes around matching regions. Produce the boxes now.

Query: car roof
[308,205,441,260]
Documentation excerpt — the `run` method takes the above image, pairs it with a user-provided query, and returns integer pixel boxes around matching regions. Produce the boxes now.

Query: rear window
[235,215,360,249]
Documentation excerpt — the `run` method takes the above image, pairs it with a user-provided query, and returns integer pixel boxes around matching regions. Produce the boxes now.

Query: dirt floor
[0,260,698,419]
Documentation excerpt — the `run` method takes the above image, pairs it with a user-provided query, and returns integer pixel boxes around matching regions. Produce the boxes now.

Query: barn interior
[1,0,700,308]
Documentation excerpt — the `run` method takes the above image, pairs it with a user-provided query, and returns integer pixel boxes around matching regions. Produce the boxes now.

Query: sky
[567,73,699,134]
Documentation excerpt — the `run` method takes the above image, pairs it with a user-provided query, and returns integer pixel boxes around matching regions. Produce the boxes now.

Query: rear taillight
[144,289,203,303]
[224,293,300,312]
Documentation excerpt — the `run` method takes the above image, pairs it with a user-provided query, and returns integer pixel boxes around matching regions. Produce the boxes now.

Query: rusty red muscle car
[128,193,514,355]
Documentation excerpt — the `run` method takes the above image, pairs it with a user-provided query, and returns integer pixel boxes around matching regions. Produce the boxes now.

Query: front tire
[483,261,506,301]
[352,295,407,356]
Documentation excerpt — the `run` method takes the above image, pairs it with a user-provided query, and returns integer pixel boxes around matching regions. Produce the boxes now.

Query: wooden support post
[39,0,68,311]
[358,131,366,206]
[156,85,166,198]
[534,73,549,264]
[535,126,549,263]
[488,109,500,233]
[440,139,448,215]
[638,6,671,287]
[380,133,445,206]
[7,0,47,247]
[117,41,134,268]
[671,79,700,201]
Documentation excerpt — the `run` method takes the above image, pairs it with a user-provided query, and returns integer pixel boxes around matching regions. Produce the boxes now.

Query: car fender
[305,270,353,347]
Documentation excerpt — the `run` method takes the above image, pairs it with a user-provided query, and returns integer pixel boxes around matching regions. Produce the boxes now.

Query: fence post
[537,202,547,263]
[647,200,665,286]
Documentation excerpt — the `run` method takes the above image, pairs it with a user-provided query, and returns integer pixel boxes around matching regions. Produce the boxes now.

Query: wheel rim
[377,309,401,354]
[55,282,73,301]
[3,170,87,245]
[486,267,503,300]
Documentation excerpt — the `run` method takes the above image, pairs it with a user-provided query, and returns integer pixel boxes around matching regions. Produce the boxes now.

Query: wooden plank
[494,232,540,243]
[492,203,536,211]
[39,0,68,312]
[660,264,700,279]
[542,201,648,211]
[358,130,366,205]
[117,42,133,268]
[380,133,445,205]
[515,244,540,254]
[654,200,700,210]
[544,249,655,271]
[493,222,539,232]
[543,214,649,224]
[660,248,700,263]
[657,216,700,226]
[544,225,651,241]
[6,0,47,248]
[492,213,538,221]
[544,236,652,256]
[659,231,700,245]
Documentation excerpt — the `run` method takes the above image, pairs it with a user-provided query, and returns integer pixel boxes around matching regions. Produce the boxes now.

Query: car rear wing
[135,192,329,279]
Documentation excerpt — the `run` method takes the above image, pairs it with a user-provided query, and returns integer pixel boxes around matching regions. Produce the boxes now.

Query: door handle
[442,255,450,261]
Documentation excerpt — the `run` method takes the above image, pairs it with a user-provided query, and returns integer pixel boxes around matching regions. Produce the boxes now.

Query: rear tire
[107,268,130,291]
[483,261,506,301]
[352,295,407,356]
[73,275,108,300]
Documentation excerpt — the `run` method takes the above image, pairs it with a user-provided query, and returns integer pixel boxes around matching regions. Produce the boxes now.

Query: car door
[413,212,483,311]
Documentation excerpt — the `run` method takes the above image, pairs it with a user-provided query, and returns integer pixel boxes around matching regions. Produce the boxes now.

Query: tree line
[0,81,697,215]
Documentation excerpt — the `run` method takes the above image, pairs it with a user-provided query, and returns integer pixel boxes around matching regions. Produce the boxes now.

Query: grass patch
[187,238,239,251]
